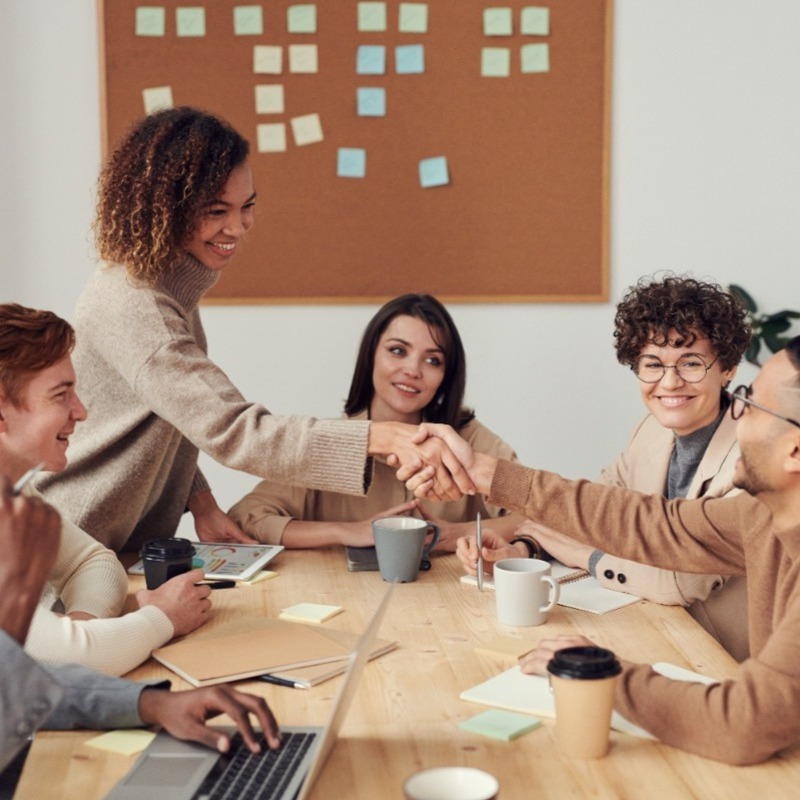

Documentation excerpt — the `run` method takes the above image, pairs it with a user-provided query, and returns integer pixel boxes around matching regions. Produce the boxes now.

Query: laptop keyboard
[196,731,317,800]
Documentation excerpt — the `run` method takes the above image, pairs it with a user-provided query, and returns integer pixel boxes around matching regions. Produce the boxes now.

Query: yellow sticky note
[521,43,549,73]
[176,7,205,37]
[243,569,279,584]
[254,46,283,74]
[85,729,156,756]
[399,3,428,34]
[475,636,535,661]
[521,6,549,36]
[290,113,323,146]
[288,4,317,34]
[257,124,287,153]
[358,2,387,32]
[289,44,318,73]
[279,603,343,624]
[483,7,512,36]
[136,7,165,36]
[234,5,263,35]
[142,86,173,114]
[255,85,284,114]
[481,47,510,77]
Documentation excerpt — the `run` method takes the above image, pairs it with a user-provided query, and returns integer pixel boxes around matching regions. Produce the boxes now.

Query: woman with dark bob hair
[229,294,523,551]
[36,107,468,553]
[459,275,753,661]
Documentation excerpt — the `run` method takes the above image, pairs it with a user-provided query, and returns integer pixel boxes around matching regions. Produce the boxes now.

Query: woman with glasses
[459,275,752,661]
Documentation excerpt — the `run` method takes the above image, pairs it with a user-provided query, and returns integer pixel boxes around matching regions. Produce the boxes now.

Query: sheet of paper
[234,5,263,35]
[399,3,428,34]
[287,4,317,34]
[521,6,550,36]
[481,47,511,78]
[521,43,549,73]
[291,113,324,146]
[85,730,156,756]
[357,45,386,75]
[142,86,173,114]
[357,87,386,116]
[255,85,285,114]
[459,709,541,741]
[419,156,449,188]
[280,603,344,623]
[136,7,165,37]
[257,123,287,153]
[176,7,205,37]
[358,2,387,32]
[289,44,318,73]
[254,46,283,74]
[395,44,425,74]
[484,7,513,36]
[338,148,367,178]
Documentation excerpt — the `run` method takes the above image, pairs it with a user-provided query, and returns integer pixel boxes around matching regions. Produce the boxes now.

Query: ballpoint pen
[12,463,44,496]
[195,580,237,590]
[259,674,304,689]
[476,512,483,592]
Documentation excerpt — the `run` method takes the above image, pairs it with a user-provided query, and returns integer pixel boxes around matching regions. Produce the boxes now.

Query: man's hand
[518,634,597,676]
[189,490,257,544]
[456,529,525,575]
[136,569,213,637]
[0,478,61,643]
[513,520,593,571]
[138,684,281,754]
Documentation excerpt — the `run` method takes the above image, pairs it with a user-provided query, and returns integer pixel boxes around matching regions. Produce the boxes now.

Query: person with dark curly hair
[35,107,471,554]
[458,275,752,661]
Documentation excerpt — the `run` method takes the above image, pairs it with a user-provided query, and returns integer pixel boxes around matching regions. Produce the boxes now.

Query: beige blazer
[595,411,749,661]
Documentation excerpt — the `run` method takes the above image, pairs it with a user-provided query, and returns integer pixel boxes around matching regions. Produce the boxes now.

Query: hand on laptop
[139,683,281,754]
[136,568,212,637]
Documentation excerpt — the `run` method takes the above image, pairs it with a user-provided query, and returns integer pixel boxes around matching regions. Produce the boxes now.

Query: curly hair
[613,275,751,371]
[0,304,75,406]
[94,107,250,283]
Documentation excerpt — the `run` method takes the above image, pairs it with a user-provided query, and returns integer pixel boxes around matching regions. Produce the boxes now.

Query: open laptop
[106,583,395,800]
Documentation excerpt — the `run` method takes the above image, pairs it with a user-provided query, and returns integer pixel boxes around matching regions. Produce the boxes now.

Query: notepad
[459,709,541,741]
[279,603,344,624]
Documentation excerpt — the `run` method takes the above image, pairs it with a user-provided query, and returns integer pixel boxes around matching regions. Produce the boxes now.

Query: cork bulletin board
[98,0,612,303]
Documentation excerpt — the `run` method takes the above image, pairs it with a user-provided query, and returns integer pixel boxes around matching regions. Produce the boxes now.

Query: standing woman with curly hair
[35,107,468,554]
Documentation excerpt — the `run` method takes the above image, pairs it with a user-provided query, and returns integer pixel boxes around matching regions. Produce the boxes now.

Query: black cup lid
[547,646,622,680]
[141,537,195,559]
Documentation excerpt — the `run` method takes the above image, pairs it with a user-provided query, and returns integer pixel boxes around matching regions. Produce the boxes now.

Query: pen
[195,580,236,590]
[259,674,303,689]
[476,512,484,592]
[12,463,44,496]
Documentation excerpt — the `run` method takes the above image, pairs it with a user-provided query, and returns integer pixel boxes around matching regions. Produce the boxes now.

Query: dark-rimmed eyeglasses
[634,355,717,384]
[729,384,800,429]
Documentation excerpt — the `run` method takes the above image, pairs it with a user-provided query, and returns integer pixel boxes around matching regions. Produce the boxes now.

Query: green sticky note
[176,7,205,37]
[399,3,427,33]
[358,2,387,32]
[521,6,549,36]
[483,7,512,36]
[521,43,549,73]
[459,709,542,741]
[234,5,263,35]
[136,7,165,36]
[288,4,317,34]
[481,47,510,77]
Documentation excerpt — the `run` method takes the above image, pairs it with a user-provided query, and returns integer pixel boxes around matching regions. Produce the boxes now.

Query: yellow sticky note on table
[85,729,156,756]
[280,603,343,624]
[243,569,279,584]
[475,635,535,661]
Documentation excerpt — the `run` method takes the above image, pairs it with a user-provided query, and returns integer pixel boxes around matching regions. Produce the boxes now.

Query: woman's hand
[456,529,526,576]
[518,634,597,676]
[513,520,593,570]
[188,490,257,543]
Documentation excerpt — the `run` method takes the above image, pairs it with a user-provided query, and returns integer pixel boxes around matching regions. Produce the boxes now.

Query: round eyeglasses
[729,384,800,429]
[634,355,717,384]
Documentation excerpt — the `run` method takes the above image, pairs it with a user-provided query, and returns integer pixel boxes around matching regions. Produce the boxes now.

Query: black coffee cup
[547,646,622,680]
[141,537,195,590]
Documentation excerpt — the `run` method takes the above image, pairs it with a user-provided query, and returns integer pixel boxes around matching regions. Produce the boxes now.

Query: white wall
[3,1,799,526]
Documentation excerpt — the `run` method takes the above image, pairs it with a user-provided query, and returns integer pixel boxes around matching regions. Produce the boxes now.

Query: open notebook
[460,559,641,614]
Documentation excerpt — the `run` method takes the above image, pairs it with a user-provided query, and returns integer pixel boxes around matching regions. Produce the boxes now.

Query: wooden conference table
[16,549,800,799]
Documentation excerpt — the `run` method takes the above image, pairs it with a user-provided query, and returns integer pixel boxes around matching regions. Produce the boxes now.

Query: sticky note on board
[521,6,550,36]
[176,7,205,37]
[459,709,542,742]
[337,148,367,178]
[280,603,343,623]
[86,729,156,756]
[395,44,424,74]
[474,635,535,661]
[136,7,165,36]
[254,46,283,74]
[357,87,386,116]
[291,113,324,146]
[481,47,510,77]
[288,4,317,34]
[255,85,284,114]
[257,124,287,153]
[358,2,387,32]
[289,44,318,73]
[142,86,173,114]
[419,156,449,188]
[234,5,263,35]
[483,7,513,36]
[399,3,428,33]
[357,45,386,75]
[521,43,549,73]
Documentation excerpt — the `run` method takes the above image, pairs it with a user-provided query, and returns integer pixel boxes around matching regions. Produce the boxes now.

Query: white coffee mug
[493,558,560,626]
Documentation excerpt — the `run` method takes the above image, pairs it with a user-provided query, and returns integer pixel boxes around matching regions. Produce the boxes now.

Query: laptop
[106,583,395,800]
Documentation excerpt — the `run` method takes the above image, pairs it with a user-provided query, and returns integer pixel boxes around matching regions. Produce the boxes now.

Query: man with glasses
[411,336,800,765]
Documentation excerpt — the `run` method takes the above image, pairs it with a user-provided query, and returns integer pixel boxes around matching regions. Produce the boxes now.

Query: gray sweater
[37,256,370,552]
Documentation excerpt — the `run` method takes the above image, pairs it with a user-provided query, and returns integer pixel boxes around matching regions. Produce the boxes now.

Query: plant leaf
[728,284,758,312]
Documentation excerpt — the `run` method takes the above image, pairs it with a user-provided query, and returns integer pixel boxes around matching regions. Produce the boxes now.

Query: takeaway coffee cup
[372,517,440,583]
[403,767,499,800]
[141,537,195,590]
[493,558,560,626]
[547,646,623,759]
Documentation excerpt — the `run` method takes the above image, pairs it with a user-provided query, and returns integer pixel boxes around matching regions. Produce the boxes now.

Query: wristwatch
[509,535,551,561]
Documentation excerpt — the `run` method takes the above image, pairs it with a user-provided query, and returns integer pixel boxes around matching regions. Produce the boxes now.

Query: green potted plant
[728,284,800,366]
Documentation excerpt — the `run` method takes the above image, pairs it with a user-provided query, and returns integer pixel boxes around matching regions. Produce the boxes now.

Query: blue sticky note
[419,156,449,188]
[395,44,424,74]
[338,148,367,178]
[356,45,386,75]
[234,5,263,35]
[357,87,386,117]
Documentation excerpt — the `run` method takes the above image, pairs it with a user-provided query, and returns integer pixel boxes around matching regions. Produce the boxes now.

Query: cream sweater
[24,489,173,676]
[36,256,370,552]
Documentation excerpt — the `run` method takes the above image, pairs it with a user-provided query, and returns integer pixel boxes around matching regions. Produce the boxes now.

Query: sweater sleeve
[227,480,310,544]
[24,604,174,677]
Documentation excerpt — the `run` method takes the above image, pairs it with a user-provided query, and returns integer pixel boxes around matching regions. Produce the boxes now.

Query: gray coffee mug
[372,517,440,583]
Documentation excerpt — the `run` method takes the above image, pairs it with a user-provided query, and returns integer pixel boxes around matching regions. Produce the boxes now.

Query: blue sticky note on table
[337,148,367,178]
[357,87,386,117]
[419,156,449,188]
[357,45,386,75]
[459,709,542,741]
[395,44,424,74]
